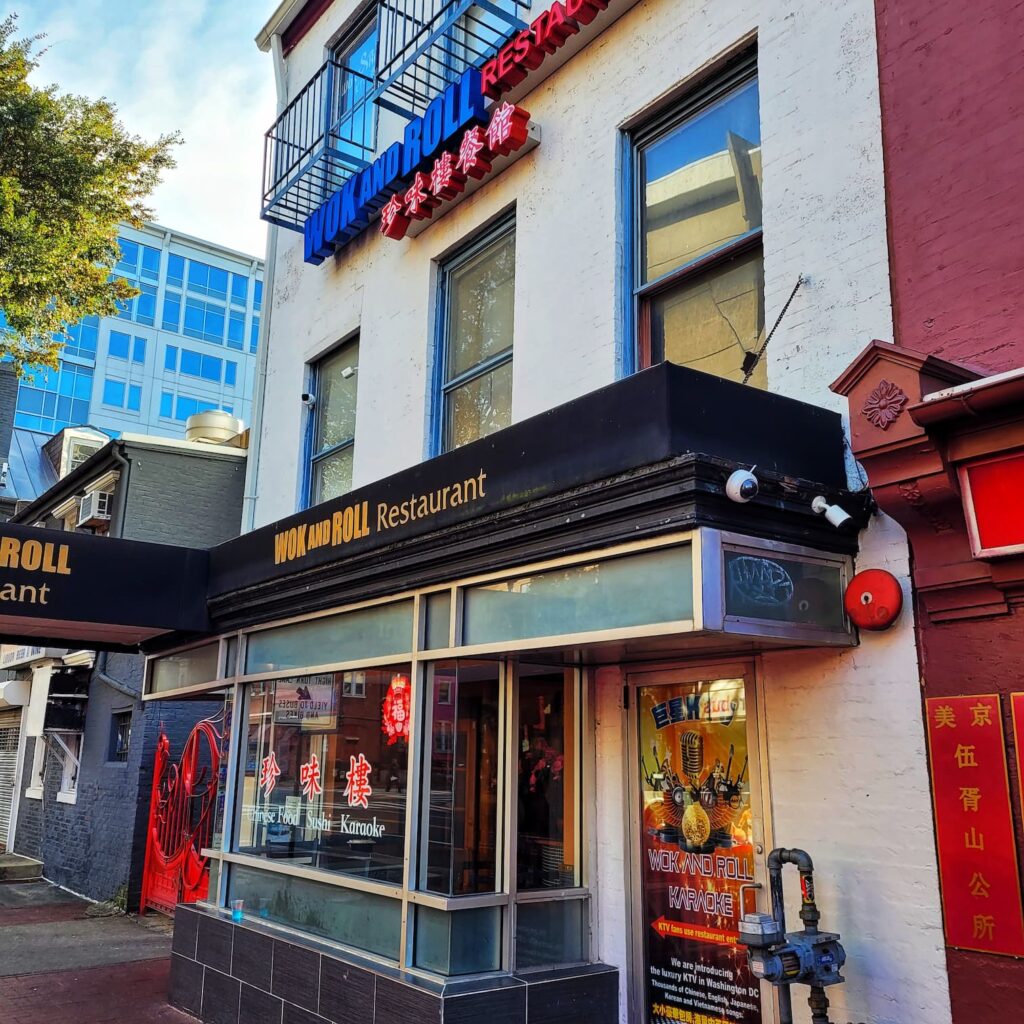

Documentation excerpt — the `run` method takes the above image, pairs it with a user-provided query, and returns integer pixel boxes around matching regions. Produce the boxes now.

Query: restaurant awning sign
[0,523,209,649]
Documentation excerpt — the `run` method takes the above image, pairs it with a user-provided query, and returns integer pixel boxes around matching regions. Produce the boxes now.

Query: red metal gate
[140,717,222,916]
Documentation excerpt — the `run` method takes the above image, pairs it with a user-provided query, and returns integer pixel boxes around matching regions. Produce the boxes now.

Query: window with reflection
[235,668,410,885]
[517,667,578,890]
[634,64,764,386]
[438,221,515,453]
[420,661,500,894]
[308,338,359,506]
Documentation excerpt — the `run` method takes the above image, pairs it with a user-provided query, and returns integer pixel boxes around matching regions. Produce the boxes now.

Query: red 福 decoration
[381,674,411,745]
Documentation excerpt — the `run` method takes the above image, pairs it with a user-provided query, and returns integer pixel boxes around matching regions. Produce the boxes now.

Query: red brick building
[834,1,1024,1019]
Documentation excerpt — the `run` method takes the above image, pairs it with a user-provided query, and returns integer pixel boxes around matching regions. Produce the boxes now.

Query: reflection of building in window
[517,670,577,890]
[634,66,765,386]
[342,673,366,698]
[437,221,516,453]
[433,720,454,753]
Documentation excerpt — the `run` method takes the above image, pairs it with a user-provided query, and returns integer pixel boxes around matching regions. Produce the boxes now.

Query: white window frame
[53,732,82,804]
[25,736,46,800]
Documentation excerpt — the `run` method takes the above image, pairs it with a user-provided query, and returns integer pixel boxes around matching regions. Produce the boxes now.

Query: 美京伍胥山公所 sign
[924,694,1024,956]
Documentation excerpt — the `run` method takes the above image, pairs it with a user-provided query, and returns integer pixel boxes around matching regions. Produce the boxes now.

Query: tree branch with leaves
[0,13,180,374]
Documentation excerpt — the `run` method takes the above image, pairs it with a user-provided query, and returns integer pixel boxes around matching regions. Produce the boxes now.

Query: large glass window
[633,64,764,386]
[332,14,378,161]
[438,221,515,453]
[14,362,93,433]
[420,661,501,895]
[308,339,359,506]
[63,316,99,359]
[516,668,578,890]
[234,669,410,886]
[183,297,226,344]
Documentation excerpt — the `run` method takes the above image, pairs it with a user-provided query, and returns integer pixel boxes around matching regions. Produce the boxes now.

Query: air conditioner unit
[78,490,113,528]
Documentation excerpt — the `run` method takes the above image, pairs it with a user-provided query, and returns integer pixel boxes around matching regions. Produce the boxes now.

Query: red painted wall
[876,0,1024,371]
[916,602,1024,1022]
[875,0,1024,1017]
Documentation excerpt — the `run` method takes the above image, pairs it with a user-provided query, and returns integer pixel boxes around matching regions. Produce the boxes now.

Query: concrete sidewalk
[0,880,196,1024]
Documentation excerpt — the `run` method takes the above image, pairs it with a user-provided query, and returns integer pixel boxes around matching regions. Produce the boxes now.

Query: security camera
[340,365,357,379]
[726,467,759,503]
[301,392,316,408]
[812,495,854,529]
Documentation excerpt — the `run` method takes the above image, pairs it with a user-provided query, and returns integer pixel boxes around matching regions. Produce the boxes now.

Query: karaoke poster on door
[637,679,762,1024]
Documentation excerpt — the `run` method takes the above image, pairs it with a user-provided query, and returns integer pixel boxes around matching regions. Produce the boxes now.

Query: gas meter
[739,848,847,1024]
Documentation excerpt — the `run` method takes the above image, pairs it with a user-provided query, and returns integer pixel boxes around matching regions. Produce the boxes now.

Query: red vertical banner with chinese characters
[924,694,1024,956]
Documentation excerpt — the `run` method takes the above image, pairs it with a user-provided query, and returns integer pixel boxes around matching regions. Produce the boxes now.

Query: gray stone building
[0,422,246,907]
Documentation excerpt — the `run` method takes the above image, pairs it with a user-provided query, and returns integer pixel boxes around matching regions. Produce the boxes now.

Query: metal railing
[261,0,532,232]
[262,60,377,231]
[377,0,530,115]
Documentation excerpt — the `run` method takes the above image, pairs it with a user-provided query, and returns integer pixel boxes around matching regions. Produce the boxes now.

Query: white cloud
[21,0,276,258]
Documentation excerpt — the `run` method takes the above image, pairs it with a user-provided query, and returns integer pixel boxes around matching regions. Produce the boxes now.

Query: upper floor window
[332,13,378,159]
[437,219,515,453]
[63,316,99,360]
[632,59,764,386]
[308,339,359,506]
[187,261,230,301]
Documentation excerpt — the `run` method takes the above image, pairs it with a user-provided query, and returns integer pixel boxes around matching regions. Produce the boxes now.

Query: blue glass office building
[13,223,264,439]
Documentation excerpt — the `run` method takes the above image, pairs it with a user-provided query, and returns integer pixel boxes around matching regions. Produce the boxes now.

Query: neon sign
[304,67,486,264]
[481,0,611,97]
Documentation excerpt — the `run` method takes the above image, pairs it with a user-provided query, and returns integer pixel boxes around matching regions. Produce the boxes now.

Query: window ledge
[25,787,43,801]
[56,790,78,805]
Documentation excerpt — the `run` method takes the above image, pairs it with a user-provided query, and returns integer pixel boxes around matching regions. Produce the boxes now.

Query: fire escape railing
[262,61,377,231]
[262,0,531,233]
[376,0,531,117]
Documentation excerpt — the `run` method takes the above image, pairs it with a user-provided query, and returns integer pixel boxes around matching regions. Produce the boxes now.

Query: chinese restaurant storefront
[131,366,869,1024]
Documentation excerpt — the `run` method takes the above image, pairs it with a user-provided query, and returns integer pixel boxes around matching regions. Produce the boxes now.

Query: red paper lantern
[844,569,903,631]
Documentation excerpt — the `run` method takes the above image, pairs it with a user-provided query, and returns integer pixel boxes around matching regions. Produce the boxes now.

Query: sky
[20,0,277,259]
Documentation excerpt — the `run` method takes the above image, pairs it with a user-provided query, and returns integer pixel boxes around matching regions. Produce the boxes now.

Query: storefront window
[413,904,502,975]
[228,862,402,960]
[517,668,577,890]
[234,668,411,886]
[634,62,765,386]
[420,661,500,894]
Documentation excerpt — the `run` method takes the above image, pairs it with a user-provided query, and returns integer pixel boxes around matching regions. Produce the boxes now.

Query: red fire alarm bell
[844,569,903,631]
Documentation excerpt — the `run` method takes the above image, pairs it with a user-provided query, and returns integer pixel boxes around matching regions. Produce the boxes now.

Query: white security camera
[726,467,759,503]
[812,495,854,529]
[301,392,316,408]
[340,365,356,379]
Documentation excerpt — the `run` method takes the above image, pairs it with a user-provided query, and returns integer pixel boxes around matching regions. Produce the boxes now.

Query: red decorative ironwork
[140,717,222,916]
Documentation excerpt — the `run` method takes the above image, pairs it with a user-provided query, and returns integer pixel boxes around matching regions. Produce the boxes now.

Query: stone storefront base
[168,904,619,1024]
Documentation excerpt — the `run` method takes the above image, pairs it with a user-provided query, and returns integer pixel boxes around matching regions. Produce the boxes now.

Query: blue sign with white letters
[304,67,487,265]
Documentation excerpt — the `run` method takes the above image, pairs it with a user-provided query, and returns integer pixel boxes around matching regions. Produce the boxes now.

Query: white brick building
[152,3,950,1024]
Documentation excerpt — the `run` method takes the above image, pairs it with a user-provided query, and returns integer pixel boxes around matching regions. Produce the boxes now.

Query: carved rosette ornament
[861,379,909,429]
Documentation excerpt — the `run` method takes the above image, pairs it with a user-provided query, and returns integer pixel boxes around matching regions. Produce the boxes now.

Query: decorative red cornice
[831,340,1024,623]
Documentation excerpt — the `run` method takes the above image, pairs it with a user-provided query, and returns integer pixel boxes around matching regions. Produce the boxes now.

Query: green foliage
[0,13,180,374]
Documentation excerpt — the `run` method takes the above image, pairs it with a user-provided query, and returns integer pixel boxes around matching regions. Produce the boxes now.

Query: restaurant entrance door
[628,665,772,1024]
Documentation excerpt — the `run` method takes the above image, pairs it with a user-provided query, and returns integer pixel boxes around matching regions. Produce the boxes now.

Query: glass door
[628,665,772,1024]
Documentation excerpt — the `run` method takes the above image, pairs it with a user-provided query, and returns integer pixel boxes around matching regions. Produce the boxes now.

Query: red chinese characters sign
[924,694,1024,956]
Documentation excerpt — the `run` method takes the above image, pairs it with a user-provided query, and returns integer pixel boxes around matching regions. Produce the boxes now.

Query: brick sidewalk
[0,959,195,1024]
[0,881,195,1024]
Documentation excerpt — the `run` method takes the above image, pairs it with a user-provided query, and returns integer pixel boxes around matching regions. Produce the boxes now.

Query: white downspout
[242,31,288,533]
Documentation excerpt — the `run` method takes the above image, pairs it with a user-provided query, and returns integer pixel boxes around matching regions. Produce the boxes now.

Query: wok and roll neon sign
[303,0,614,265]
